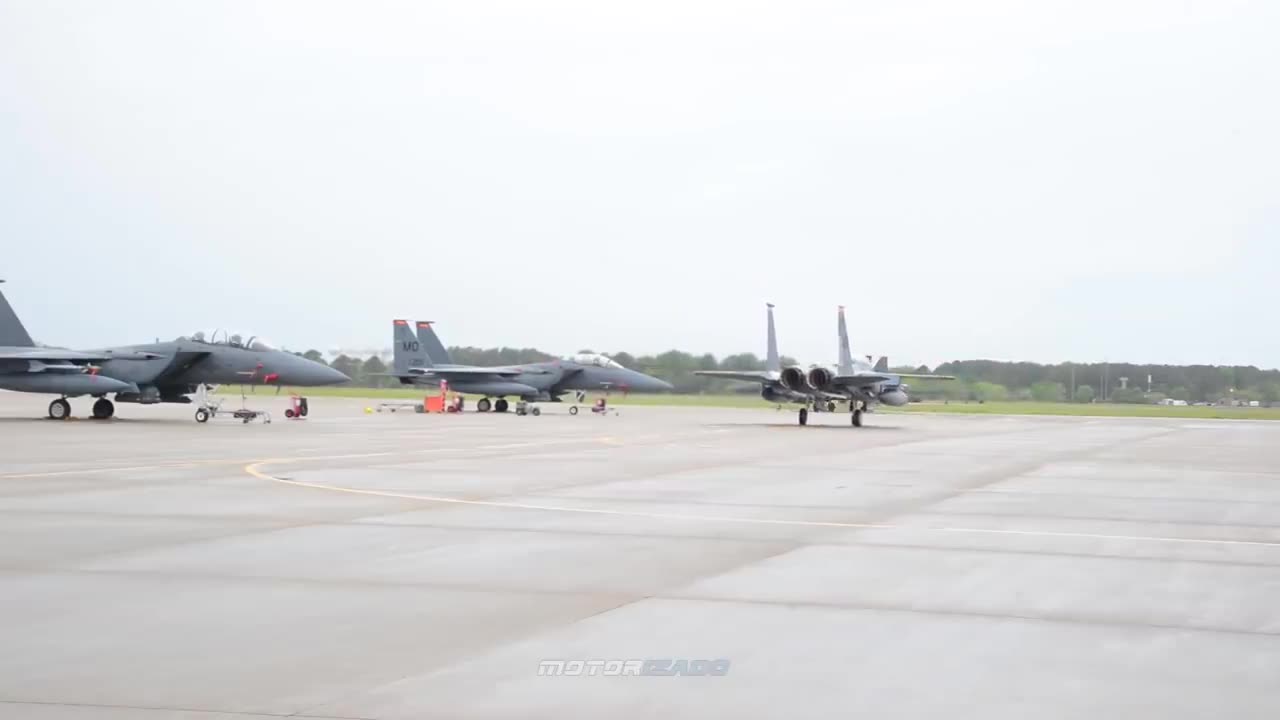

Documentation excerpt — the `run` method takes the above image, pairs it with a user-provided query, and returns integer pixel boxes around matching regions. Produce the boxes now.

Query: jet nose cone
[315,364,351,386]
[281,355,350,386]
[627,369,673,393]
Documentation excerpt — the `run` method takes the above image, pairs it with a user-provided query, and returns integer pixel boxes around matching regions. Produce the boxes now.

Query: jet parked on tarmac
[389,319,673,412]
[0,283,349,420]
[696,304,952,426]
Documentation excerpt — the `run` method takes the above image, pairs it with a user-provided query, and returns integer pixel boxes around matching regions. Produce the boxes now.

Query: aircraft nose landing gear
[851,400,865,427]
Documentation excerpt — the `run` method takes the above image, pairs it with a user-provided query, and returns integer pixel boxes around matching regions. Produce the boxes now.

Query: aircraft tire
[569,405,579,416]
[48,398,71,420]
[852,409,863,427]
[531,407,541,416]
[195,408,210,423]
[495,398,509,413]
[798,408,808,426]
[476,398,492,413]
[92,398,114,420]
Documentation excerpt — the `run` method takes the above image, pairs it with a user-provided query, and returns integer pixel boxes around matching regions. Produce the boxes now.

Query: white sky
[1,1,1276,367]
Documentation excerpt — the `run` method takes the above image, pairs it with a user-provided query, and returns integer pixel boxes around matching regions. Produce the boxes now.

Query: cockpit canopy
[182,330,277,352]
[567,352,624,369]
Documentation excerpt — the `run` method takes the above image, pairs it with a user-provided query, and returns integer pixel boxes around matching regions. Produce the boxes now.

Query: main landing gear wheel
[48,398,71,420]
[195,408,210,423]
[495,398,509,413]
[569,405,579,415]
[476,398,492,413]
[852,408,864,427]
[92,398,115,420]
[798,407,808,426]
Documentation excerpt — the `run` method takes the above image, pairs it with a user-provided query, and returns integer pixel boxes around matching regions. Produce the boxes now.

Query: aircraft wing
[404,366,528,378]
[894,373,956,380]
[831,372,956,388]
[828,372,896,388]
[0,347,112,362]
[694,370,774,384]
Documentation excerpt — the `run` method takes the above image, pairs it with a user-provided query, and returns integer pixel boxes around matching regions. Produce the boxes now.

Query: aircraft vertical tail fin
[416,321,453,365]
[0,282,35,347]
[765,303,780,373]
[392,319,430,375]
[874,356,889,373]
[837,305,854,375]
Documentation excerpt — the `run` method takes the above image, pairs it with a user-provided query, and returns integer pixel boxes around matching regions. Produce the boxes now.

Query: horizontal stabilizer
[694,370,775,384]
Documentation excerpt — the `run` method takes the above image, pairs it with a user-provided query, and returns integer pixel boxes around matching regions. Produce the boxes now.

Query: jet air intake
[779,366,811,393]
[807,366,833,391]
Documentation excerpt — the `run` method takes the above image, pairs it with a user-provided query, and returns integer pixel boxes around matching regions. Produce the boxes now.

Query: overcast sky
[1,1,1276,367]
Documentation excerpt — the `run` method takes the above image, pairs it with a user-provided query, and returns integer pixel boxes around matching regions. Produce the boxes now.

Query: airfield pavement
[1,391,1279,719]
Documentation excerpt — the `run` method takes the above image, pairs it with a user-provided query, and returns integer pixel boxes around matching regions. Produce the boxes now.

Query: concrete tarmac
[1,391,1279,719]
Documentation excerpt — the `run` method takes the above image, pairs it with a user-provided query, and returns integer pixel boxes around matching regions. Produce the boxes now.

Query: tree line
[296,348,1280,404]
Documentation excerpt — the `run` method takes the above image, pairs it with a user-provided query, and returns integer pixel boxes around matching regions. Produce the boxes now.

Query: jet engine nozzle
[779,366,811,393]
[807,366,833,390]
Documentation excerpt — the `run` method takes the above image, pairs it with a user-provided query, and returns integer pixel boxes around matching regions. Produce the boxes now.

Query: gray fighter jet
[0,282,349,420]
[697,304,952,426]
[390,319,672,412]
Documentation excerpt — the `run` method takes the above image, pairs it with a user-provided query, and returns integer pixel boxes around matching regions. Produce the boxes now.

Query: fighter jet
[0,282,349,420]
[389,319,673,411]
[697,304,953,426]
